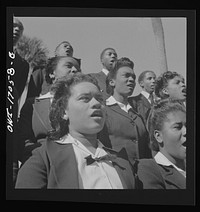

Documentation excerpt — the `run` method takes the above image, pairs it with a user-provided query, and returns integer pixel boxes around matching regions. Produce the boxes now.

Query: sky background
[16,16,186,95]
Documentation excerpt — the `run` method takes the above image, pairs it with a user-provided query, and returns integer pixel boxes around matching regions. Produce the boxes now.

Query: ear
[109,79,116,87]
[139,80,144,88]
[62,110,69,121]
[154,130,163,144]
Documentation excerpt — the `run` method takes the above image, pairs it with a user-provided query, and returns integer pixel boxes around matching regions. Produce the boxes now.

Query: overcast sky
[16,16,186,95]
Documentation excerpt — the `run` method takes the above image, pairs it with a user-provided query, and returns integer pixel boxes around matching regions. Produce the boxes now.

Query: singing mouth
[182,88,186,93]
[91,110,103,118]
[182,141,186,148]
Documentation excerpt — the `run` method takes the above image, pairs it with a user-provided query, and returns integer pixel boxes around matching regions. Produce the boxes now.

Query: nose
[91,97,102,109]
[182,125,186,138]
[70,66,78,74]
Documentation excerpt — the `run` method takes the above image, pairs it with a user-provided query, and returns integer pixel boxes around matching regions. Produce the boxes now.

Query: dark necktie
[85,153,116,165]
[149,94,154,105]
[85,147,127,165]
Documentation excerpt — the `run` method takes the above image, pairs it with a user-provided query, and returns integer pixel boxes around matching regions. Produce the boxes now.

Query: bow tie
[85,147,128,165]
[85,152,117,165]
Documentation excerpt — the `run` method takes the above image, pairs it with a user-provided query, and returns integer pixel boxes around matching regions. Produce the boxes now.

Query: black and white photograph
[6,7,196,205]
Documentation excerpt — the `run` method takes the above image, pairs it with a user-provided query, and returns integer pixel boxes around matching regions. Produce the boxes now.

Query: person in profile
[136,99,186,189]
[154,71,186,106]
[15,73,136,189]
[129,70,157,125]
[89,47,118,100]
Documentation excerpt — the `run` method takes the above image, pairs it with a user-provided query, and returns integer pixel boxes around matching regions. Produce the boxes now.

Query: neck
[69,130,98,149]
[113,92,128,105]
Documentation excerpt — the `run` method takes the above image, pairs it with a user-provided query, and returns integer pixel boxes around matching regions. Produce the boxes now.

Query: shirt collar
[55,133,106,156]
[141,90,151,99]
[154,152,186,176]
[106,96,132,112]
[37,92,53,100]
[101,68,109,76]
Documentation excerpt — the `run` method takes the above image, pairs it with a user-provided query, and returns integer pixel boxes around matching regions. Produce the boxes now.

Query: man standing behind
[13,17,29,103]
[129,70,156,124]
[89,47,118,100]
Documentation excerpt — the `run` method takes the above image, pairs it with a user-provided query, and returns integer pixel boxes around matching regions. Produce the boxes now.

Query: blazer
[129,93,152,125]
[98,104,152,164]
[17,94,52,163]
[89,71,110,100]
[15,140,136,189]
[12,52,29,99]
[136,158,186,189]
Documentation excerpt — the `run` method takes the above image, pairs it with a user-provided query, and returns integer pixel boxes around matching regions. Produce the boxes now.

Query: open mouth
[182,88,186,93]
[91,110,103,118]
[182,141,186,148]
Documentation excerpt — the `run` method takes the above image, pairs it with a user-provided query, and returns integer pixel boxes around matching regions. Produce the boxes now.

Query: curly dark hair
[154,71,184,99]
[47,73,100,141]
[106,57,135,95]
[147,98,186,152]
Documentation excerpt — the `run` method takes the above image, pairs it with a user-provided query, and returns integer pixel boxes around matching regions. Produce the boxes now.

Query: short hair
[106,57,134,95]
[100,47,117,61]
[54,41,73,56]
[47,73,100,141]
[155,71,184,99]
[45,56,81,84]
[147,98,186,152]
[138,70,156,84]
[13,17,24,32]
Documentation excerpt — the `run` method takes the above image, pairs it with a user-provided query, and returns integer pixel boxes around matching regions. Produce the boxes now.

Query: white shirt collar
[154,152,186,177]
[55,133,105,156]
[101,68,109,76]
[37,92,53,100]
[141,90,151,99]
[106,96,132,113]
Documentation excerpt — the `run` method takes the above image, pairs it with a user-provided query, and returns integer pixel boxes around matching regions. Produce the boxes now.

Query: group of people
[11,17,186,189]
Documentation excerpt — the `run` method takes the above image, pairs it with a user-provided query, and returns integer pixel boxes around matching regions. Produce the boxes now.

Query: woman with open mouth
[136,98,186,189]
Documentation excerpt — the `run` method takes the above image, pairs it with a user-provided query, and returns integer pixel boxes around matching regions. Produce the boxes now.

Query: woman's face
[112,66,136,97]
[157,110,186,162]
[65,82,105,135]
[53,57,81,80]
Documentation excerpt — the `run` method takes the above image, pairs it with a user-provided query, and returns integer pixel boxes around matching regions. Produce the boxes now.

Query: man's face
[55,42,73,57]
[165,76,186,101]
[13,18,23,46]
[53,57,81,80]
[140,72,156,94]
[101,49,117,71]
[65,82,105,135]
[112,66,136,97]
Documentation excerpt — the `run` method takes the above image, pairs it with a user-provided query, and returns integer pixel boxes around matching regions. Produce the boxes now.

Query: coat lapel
[159,165,186,189]
[139,94,151,109]
[103,147,135,189]
[108,104,133,121]
[46,141,80,188]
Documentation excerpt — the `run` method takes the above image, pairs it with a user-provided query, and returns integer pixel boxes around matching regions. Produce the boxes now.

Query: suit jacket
[98,104,152,164]
[129,93,152,125]
[15,140,136,189]
[12,52,29,99]
[17,94,52,163]
[89,71,110,100]
[136,158,186,189]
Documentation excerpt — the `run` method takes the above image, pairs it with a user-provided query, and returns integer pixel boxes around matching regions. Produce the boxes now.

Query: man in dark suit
[12,17,29,185]
[129,70,156,124]
[89,47,118,100]
[13,17,29,102]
